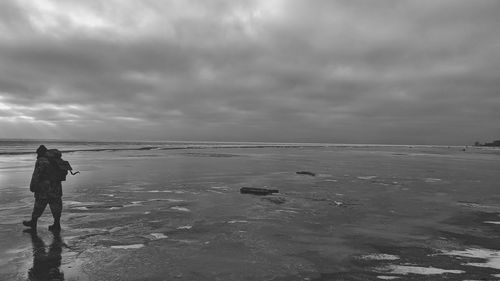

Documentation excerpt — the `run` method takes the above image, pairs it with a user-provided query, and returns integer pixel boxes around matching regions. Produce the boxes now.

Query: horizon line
[0,137,476,147]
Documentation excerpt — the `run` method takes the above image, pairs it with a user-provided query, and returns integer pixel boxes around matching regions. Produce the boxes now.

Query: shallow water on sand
[1,146,500,280]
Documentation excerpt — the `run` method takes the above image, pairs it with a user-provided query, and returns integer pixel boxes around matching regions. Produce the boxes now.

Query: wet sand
[1,146,500,280]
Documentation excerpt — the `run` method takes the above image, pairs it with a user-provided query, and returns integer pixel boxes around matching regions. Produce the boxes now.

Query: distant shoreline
[476,140,500,147]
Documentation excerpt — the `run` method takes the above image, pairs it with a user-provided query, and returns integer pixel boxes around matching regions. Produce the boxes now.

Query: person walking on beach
[23,145,64,232]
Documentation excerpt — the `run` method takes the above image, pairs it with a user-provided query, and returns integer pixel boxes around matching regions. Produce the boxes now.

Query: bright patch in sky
[21,0,111,35]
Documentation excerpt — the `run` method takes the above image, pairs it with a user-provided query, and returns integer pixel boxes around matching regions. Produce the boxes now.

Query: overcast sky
[0,0,499,144]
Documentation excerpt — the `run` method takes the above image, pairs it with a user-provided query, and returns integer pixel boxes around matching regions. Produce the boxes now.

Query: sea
[0,139,441,155]
[1,139,499,280]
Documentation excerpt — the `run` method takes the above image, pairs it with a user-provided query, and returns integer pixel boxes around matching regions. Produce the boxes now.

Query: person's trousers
[32,197,62,219]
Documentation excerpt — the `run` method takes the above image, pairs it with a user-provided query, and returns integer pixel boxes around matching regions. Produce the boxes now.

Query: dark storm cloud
[0,0,499,143]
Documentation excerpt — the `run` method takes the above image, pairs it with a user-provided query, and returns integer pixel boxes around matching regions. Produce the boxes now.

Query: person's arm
[29,158,49,192]
[30,160,40,192]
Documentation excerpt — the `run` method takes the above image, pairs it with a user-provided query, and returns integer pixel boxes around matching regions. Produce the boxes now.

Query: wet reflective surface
[1,146,500,280]
[26,230,64,281]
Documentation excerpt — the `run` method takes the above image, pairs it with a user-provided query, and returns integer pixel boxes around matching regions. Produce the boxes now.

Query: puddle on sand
[60,253,90,281]
[5,246,30,255]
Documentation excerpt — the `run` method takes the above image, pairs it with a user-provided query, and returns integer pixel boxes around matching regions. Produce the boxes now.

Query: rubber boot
[22,218,38,232]
[48,218,61,232]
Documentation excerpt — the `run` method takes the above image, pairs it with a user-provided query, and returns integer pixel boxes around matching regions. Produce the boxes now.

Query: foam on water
[361,254,400,261]
[208,190,225,194]
[166,199,185,202]
[358,176,378,180]
[145,198,184,203]
[275,209,298,213]
[111,244,144,249]
[211,186,229,190]
[227,220,248,224]
[177,225,192,229]
[458,201,500,211]
[170,239,199,244]
[376,265,464,275]
[150,233,168,239]
[123,201,143,207]
[109,226,125,232]
[65,201,95,206]
[442,248,500,270]
[424,178,442,183]
[483,221,500,225]
[377,276,399,280]
[171,206,190,212]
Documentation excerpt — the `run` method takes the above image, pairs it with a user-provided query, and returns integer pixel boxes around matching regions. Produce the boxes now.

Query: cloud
[0,0,499,144]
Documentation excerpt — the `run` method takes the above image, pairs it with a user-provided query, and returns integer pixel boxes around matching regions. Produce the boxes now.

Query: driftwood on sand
[240,187,279,196]
[296,171,316,176]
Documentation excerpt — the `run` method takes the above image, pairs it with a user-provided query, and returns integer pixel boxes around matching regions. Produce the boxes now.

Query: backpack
[46,149,73,181]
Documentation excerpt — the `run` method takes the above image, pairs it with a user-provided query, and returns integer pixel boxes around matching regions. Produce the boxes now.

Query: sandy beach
[1,145,500,280]
[2,0,499,279]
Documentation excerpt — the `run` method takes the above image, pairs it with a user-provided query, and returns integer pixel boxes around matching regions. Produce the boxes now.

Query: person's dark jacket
[30,156,62,199]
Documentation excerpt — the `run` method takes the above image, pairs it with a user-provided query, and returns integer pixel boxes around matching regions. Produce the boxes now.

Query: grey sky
[0,0,499,144]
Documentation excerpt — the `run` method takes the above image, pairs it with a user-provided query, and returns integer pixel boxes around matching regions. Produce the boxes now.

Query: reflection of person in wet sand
[26,230,64,281]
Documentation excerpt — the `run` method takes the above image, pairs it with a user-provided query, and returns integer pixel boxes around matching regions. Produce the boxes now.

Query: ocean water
[0,139,340,155]
[1,140,499,280]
